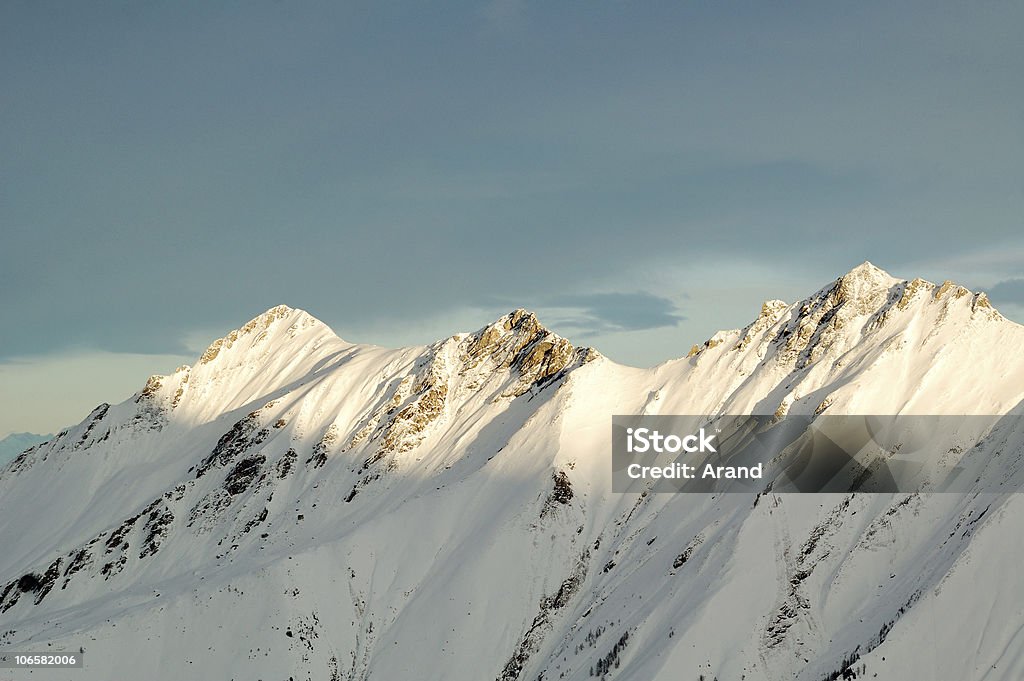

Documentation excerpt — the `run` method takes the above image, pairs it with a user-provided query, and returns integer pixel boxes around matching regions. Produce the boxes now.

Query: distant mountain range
[0,432,50,466]
[2,263,1023,680]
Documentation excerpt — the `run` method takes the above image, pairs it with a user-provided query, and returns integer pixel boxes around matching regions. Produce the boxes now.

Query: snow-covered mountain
[3,262,1024,681]
[0,434,50,467]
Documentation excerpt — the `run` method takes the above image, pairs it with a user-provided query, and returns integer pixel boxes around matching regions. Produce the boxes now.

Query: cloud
[539,292,685,336]
[988,279,1024,306]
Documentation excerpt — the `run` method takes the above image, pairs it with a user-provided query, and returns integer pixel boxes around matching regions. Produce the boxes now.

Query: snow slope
[2,263,1024,681]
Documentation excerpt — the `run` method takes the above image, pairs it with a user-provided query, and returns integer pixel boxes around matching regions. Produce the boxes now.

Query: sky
[1,1,1022,438]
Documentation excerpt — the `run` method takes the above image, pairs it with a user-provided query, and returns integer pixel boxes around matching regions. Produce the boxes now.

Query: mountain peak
[837,260,898,291]
[503,308,547,335]
[818,261,902,315]
[454,308,599,394]
[124,305,349,420]
[198,305,324,366]
[844,260,887,277]
[466,309,558,365]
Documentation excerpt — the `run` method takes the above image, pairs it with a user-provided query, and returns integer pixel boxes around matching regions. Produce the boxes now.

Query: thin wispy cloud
[540,292,685,336]
[988,279,1024,306]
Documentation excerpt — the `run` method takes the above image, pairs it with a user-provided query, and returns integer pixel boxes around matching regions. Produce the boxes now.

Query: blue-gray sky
[2,1,1022,437]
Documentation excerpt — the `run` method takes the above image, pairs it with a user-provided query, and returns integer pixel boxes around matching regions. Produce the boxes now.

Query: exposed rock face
[733,300,789,352]
[771,262,901,367]
[196,410,271,478]
[688,262,1007,381]
[348,309,598,471]
[470,309,593,396]
[896,277,931,310]
[199,304,297,365]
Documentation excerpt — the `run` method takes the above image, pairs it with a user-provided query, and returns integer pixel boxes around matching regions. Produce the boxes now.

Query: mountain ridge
[3,263,1024,681]
[124,260,1015,426]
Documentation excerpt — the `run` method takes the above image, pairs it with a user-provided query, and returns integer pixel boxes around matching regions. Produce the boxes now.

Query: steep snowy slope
[2,263,1023,681]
